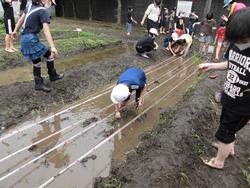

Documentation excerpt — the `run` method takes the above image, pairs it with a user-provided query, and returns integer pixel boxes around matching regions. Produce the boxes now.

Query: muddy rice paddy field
[0,18,249,188]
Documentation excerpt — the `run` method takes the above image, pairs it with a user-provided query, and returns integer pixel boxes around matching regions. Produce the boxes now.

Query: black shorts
[124,87,143,103]
[136,45,151,54]
[4,17,15,34]
[147,19,159,32]
[215,107,250,144]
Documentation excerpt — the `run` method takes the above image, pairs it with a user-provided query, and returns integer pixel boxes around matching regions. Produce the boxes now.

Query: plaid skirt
[20,33,48,61]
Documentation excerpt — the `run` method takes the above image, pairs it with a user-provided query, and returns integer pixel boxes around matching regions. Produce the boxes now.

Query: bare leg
[212,141,235,156]
[5,34,14,52]
[203,141,234,169]
[215,43,222,60]
[10,37,18,51]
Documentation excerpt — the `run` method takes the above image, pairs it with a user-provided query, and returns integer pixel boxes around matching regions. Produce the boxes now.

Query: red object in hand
[209,74,220,79]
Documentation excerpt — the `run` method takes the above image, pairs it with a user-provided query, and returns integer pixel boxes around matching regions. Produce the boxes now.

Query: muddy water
[0,46,128,86]
[0,56,200,188]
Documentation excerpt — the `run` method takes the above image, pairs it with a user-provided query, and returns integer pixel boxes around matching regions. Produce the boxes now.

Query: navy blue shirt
[117,68,147,90]
[23,4,50,34]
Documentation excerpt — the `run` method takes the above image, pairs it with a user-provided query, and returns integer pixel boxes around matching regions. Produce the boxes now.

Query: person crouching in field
[199,8,250,169]
[12,0,63,92]
[172,34,192,57]
[111,67,147,119]
[1,0,18,53]
[136,28,159,59]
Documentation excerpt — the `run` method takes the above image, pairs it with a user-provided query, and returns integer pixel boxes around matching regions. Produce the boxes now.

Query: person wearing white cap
[136,28,159,59]
[111,67,147,119]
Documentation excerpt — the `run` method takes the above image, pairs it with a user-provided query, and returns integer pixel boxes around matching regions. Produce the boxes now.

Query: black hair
[155,0,161,6]
[32,0,42,5]
[220,20,226,27]
[206,12,213,20]
[230,0,236,5]
[225,7,250,43]
[176,39,186,45]
[128,6,133,12]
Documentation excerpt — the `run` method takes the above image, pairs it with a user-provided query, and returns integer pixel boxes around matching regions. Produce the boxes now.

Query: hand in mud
[136,98,144,110]
[115,112,121,119]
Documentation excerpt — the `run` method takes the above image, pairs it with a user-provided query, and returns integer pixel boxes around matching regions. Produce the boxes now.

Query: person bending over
[173,33,192,57]
[111,67,147,119]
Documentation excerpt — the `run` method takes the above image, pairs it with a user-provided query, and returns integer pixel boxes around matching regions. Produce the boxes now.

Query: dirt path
[94,71,250,188]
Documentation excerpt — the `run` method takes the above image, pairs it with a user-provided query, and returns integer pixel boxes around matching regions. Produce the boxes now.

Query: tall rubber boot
[34,76,51,92]
[47,59,64,81]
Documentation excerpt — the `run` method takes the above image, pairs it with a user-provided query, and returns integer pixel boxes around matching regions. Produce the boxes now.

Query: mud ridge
[0,47,170,128]
[94,71,250,188]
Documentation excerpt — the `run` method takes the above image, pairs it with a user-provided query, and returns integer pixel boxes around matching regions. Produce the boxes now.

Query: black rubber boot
[48,69,64,81]
[47,60,64,82]
[34,76,51,92]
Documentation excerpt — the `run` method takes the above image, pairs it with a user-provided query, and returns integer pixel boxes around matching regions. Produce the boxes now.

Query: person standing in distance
[1,0,18,53]
[141,0,161,32]
[111,67,148,119]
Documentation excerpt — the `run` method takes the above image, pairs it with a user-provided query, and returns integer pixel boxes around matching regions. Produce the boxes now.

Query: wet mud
[94,71,250,188]
[0,52,198,187]
[0,42,172,128]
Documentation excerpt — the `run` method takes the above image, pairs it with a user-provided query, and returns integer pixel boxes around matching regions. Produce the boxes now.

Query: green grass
[191,129,208,156]
[243,166,250,185]
[0,31,119,67]
[102,178,122,188]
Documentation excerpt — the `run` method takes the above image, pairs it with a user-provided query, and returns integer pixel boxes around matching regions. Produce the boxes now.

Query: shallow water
[0,45,128,86]
[0,54,200,187]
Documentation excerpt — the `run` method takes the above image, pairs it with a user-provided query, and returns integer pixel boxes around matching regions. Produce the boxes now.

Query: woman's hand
[11,32,18,40]
[51,47,59,58]
[198,63,213,72]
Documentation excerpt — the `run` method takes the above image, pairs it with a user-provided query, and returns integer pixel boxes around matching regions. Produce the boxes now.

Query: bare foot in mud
[211,142,235,156]
[202,157,224,170]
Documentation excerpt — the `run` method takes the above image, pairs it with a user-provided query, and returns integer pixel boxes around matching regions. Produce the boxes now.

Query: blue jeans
[126,22,132,33]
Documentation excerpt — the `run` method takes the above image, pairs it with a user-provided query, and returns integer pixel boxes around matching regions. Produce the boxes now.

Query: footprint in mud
[103,128,115,138]
[137,113,148,124]
[80,154,98,166]
[154,80,160,84]
[40,159,50,168]
[82,117,99,127]
[28,145,37,152]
